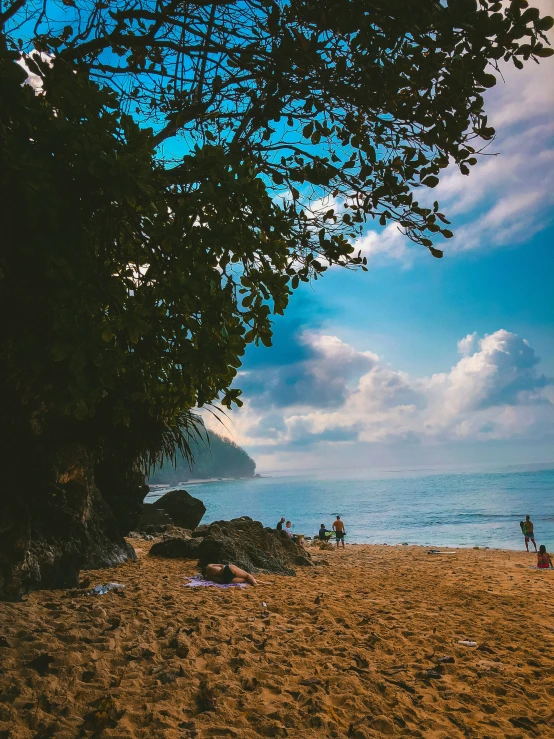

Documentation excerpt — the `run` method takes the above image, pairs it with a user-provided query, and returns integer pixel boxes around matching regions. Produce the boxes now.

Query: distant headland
[148,430,256,485]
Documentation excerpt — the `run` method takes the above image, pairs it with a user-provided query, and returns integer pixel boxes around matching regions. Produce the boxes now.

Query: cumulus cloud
[217,329,552,451]
[458,332,478,356]
[425,331,549,424]
[240,331,377,410]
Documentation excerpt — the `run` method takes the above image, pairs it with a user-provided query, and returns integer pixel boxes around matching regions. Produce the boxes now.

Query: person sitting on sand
[276,517,285,531]
[284,520,293,538]
[537,545,553,569]
[522,515,537,552]
[203,563,260,586]
[318,524,332,541]
[332,515,346,548]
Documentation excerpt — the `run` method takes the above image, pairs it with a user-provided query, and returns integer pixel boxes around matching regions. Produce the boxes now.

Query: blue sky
[209,6,554,473]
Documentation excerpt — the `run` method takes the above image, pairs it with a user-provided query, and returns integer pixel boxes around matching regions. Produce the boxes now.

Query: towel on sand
[183,575,248,589]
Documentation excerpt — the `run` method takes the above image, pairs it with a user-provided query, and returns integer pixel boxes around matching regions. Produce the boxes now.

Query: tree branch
[0,0,27,27]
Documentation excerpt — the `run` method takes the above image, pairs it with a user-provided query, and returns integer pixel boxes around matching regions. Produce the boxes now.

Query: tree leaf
[422,176,439,188]
[479,73,497,88]
[534,47,554,57]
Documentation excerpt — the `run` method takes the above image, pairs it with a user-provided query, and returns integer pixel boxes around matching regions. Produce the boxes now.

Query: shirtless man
[332,515,346,548]
[523,515,537,552]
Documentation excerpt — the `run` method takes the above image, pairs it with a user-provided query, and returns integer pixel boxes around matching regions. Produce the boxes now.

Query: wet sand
[1,544,553,738]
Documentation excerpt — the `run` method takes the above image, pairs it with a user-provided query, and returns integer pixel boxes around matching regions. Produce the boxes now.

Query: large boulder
[0,444,136,602]
[196,517,312,575]
[139,504,173,527]
[151,489,206,530]
[149,536,202,559]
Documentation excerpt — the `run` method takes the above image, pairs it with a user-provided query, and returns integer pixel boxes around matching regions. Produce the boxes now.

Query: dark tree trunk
[0,443,141,602]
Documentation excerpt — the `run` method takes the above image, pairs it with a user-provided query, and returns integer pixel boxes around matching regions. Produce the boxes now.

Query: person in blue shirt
[318,524,332,541]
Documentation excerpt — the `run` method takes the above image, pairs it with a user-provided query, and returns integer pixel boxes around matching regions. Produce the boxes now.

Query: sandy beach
[1,543,553,739]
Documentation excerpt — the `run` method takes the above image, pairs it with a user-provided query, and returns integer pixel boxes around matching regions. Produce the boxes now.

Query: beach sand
[1,543,553,738]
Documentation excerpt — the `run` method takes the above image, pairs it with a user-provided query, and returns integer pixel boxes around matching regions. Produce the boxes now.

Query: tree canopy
[1,0,552,471]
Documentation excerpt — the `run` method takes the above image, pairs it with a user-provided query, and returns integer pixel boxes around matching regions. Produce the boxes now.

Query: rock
[0,443,136,602]
[151,489,206,530]
[138,504,173,527]
[149,536,202,559]
[191,524,209,538]
[163,525,193,539]
[195,517,312,575]
[135,523,170,535]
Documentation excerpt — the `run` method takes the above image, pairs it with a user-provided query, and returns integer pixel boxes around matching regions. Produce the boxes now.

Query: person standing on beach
[276,517,285,531]
[332,515,346,548]
[522,515,537,552]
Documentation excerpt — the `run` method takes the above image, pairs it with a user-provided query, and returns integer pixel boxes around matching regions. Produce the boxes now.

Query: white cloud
[17,51,53,93]
[458,332,478,356]
[354,223,413,263]
[214,330,552,452]
[351,7,554,261]
[436,122,554,252]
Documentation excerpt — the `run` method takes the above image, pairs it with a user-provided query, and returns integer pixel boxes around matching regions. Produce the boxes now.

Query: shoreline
[147,475,259,491]
[144,469,554,553]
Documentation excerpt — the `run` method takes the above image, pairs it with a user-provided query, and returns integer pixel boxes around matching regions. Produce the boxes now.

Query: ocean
[145,463,554,550]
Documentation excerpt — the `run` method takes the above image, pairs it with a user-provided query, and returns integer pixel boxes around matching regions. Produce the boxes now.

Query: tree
[0,1,552,598]
[2,0,552,432]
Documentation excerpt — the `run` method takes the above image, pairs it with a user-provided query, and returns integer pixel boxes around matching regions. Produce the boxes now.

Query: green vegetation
[149,432,256,484]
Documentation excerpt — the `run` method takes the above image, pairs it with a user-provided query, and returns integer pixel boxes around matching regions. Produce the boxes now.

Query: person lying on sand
[537,545,553,569]
[203,563,260,586]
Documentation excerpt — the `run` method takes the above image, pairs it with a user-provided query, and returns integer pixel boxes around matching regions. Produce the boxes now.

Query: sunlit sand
[1,542,553,738]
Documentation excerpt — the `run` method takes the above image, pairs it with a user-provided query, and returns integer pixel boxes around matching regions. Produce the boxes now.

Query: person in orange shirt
[537,545,553,569]
[332,515,346,548]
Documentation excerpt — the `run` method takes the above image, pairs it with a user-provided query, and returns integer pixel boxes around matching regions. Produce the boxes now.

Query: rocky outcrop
[149,516,311,574]
[0,444,137,602]
[149,536,202,559]
[150,489,206,530]
[139,504,173,527]
[197,517,312,574]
